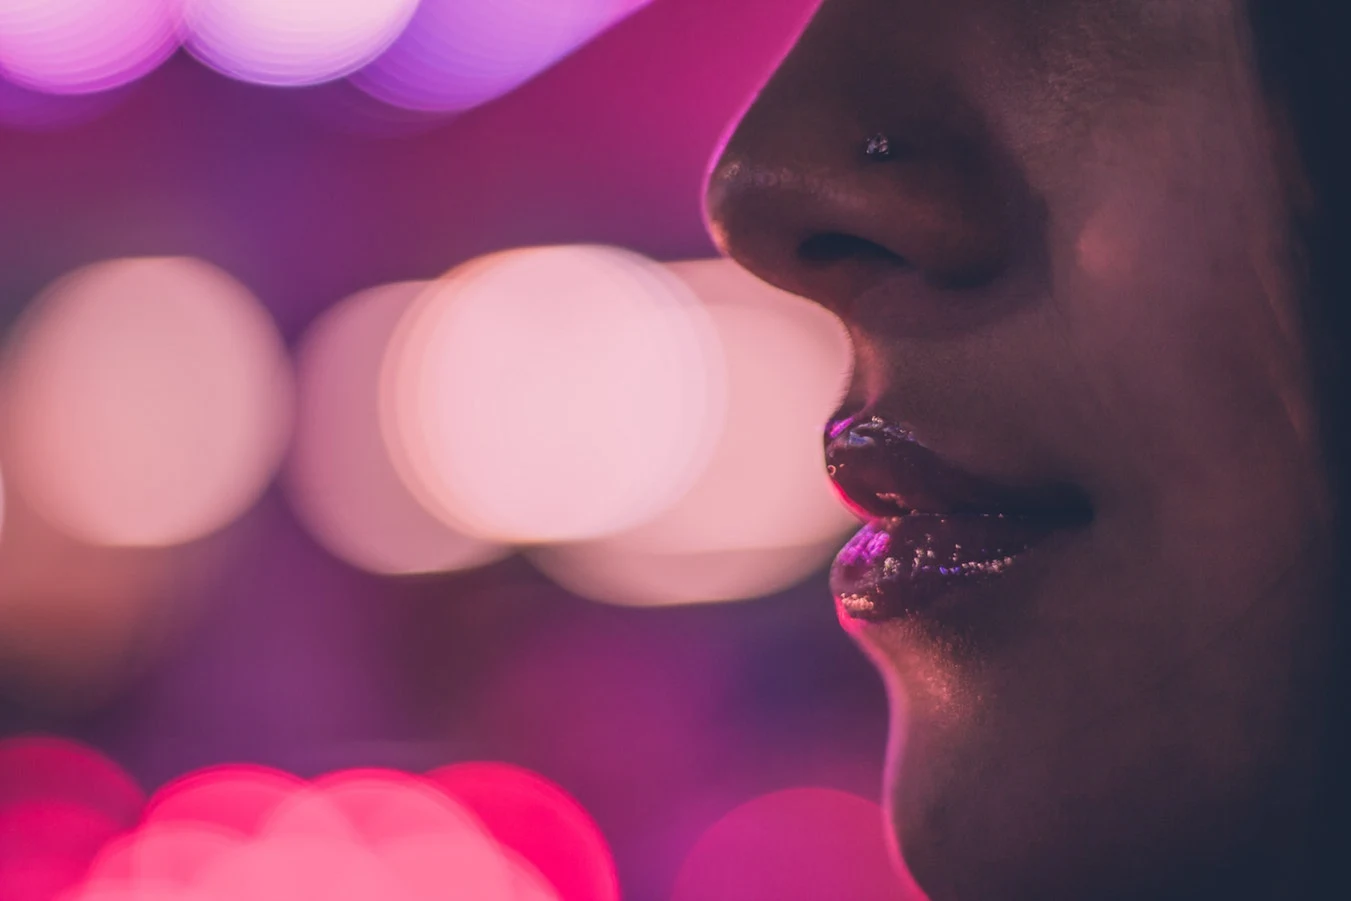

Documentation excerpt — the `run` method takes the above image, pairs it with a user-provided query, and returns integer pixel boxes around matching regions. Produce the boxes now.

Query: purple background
[0,2,892,898]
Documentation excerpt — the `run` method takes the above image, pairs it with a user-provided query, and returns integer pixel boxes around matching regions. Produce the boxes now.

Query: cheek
[1070,168,1304,474]
[1074,194,1142,283]
[1062,88,1315,467]
[1061,156,1326,606]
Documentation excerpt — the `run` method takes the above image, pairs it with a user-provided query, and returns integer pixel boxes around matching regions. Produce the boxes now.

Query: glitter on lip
[824,413,1092,621]
[832,515,1047,620]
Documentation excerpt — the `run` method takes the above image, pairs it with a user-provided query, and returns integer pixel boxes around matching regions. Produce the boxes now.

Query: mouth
[826,414,1092,622]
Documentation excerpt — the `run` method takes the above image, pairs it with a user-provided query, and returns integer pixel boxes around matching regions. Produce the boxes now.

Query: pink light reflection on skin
[527,258,857,606]
[0,0,181,95]
[182,0,419,87]
[351,0,654,113]
[1,257,293,548]
[381,246,725,544]
[428,762,619,901]
[672,787,925,901]
[286,282,508,576]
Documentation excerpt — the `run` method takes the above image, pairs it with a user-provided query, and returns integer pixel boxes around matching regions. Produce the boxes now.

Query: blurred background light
[183,0,420,87]
[85,822,245,897]
[0,78,130,131]
[381,246,725,545]
[529,258,856,606]
[0,0,181,95]
[530,543,842,609]
[429,762,619,901]
[303,770,488,844]
[286,771,529,900]
[70,883,185,901]
[0,484,224,711]
[1,257,293,548]
[0,3,898,895]
[352,0,652,113]
[0,736,143,825]
[0,801,126,901]
[287,282,508,576]
[0,737,143,901]
[144,766,305,836]
[672,787,917,901]
[288,78,447,139]
[72,764,569,901]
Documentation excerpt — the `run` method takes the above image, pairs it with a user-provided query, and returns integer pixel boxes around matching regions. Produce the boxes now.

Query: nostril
[798,232,907,267]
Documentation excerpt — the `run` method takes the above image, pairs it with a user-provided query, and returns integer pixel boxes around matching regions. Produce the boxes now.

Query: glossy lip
[825,413,1092,622]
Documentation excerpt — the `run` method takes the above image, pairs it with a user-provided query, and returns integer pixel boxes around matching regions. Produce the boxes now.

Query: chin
[858,598,1333,901]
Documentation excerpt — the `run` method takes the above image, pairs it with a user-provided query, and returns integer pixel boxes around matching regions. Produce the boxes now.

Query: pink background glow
[0,2,917,899]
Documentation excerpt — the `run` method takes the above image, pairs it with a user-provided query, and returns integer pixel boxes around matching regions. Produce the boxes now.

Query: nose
[703,6,1030,323]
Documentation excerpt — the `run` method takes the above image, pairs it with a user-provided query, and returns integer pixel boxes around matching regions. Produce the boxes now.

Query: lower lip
[830,513,1077,622]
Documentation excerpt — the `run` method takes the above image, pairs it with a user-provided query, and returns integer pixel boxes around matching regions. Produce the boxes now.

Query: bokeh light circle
[382,246,725,544]
[287,282,508,576]
[428,762,619,901]
[0,480,222,711]
[144,765,306,835]
[0,801,127,901]
[0,0,182,94]
[0,736,143,826]
[76,764,550,901]
[353,1,652,113]
[531,543,841,608]
[0,736,143,901]
[529,258,857,606]
[183,0,420,87]
[673,788,916,901]
[0,757,599,900]
[1,257,293,547]
[84,822,245,897]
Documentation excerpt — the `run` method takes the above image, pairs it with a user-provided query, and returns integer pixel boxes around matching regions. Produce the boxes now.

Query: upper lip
[824,413,1092,522]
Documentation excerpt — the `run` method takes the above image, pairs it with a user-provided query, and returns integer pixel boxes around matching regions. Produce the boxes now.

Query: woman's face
[706,0,1334,898]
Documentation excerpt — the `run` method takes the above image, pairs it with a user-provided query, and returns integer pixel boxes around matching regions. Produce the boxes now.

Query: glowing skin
[705,1,1335,899]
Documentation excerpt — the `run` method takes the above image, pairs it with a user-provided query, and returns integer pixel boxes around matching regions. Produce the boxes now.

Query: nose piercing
[863,133,893,160]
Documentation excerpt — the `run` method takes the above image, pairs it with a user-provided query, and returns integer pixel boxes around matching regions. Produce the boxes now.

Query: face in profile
[706,1,1336,898]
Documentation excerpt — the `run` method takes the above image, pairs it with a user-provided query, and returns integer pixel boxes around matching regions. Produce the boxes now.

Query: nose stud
[863,133,893,160]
